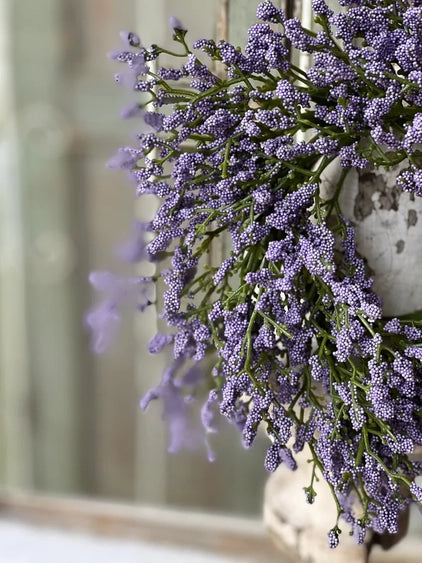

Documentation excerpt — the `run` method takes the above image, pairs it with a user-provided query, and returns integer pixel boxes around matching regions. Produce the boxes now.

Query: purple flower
[201,390,219,433]
[85,302,120,353]
[119,31,141,47]
[169,16,186,32]
[106,147,141,170]
[328,529,339,549]
[410,482,422,503]
[86,271,153,352]
[148,333,174,354]
[256,1,286,23]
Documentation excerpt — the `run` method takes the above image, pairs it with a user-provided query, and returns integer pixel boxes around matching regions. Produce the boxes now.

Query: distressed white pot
[338,164,422,316]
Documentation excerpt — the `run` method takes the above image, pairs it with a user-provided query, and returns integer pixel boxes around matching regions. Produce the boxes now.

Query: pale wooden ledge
[0,490,285,562]
[3,490,420,561]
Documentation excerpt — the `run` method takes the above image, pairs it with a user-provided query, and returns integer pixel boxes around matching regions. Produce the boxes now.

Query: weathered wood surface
[0,490,284,562]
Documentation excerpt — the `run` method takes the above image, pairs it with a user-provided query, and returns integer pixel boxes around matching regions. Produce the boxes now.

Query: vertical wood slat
[132,0,172,505]
[227,0,260,48]
[10,0,84,493]
[75,0,140,499]
[0,0,33,489]
[7,0,143,497]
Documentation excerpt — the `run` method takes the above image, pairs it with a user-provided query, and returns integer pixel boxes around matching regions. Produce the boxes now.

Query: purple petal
[89,271,118,292]
[148,333,174,354]
[169,16,186,31]
[140,388,160,411]
[106,147,139,170]
[201,390,218,433]
[85,303,120,353]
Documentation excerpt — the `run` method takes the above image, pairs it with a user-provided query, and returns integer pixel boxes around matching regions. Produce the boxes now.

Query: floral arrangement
[87,0,422,549]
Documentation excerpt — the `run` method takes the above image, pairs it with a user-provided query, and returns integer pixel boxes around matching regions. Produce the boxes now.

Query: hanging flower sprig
[87,0,422,548]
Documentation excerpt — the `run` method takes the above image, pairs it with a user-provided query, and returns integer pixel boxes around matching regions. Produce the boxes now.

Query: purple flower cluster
[88,0,422,548]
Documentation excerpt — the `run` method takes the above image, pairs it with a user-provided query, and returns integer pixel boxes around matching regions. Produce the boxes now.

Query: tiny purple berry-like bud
[327,528,339,549]
[169,16,186,31]
[410,482,422,503]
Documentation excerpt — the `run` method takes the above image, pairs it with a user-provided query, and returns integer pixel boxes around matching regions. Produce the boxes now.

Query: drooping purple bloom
[169,16,186,32]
